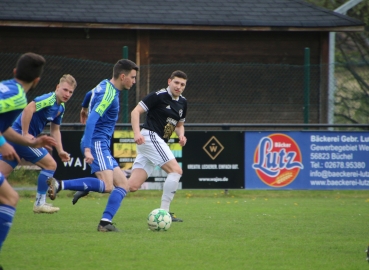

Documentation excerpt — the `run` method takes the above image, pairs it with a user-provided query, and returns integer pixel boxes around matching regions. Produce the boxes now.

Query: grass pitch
[1,189,368,270]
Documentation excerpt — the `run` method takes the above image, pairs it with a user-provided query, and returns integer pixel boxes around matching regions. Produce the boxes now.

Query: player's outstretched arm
[175,122,187,147]
[0,134,21,162]
[20,101,36,137]
[80,107,88,124]
[80,90,92,124]
[3,127,56,150]
[84,148,94,164]
[131,105,145,145]
[31,135,57,151]
[50,123,70,162]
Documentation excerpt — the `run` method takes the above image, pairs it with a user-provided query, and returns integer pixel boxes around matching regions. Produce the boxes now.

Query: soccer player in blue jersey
[0,53,56,255]
[129,70,188,222]
[47,59,138,232]
[73,70,188,222]
[0,74,77,214]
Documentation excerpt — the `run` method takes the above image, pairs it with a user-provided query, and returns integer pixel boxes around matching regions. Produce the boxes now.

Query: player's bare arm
[0,136,20,162]
[175,122,187,146]
[20,101,36,136]
[131,105,145,145]
[80,90,92,124]
[50,123,70,162]
[80,107,88,124]
[84,147,94,164]
[3,126,56,150]
[16,100,57,150]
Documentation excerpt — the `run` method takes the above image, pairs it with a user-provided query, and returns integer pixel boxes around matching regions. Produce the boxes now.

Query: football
[147,208,172,231]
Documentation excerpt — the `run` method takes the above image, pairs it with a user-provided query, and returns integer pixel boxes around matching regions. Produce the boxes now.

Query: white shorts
[132,129,175,177]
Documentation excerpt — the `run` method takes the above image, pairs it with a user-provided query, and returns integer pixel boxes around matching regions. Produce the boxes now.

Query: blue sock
[101,187,127,222]
[63,177,105,193]
[0,204,15,251]
[38,169,54,194]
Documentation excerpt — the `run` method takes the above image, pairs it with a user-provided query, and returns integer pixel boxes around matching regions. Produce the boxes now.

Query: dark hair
[170,70,187,80]
[15,52,46,82]
[113,59,138,79]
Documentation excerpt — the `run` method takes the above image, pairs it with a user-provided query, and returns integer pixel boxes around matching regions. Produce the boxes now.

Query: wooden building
[0,0,364,124]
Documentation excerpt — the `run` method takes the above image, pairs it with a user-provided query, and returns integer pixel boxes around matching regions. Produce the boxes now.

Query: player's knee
[128,178,142,192]
[0,189,19,207]
[44,160,57,171]
[129,184,139,192]
[164,163,182,175]
[104,184,114,193]
[9,190,19,207]
[173,168,183,175]
[127,169,147,192]
[115,181,129,192]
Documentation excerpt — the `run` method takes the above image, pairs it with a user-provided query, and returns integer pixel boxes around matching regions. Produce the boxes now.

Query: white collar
[167,87,179,101]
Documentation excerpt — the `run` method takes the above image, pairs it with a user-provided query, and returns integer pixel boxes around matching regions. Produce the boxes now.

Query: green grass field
[1,189,369,270]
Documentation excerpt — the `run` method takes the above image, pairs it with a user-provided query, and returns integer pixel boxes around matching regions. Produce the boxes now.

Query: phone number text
[324,161,366,169]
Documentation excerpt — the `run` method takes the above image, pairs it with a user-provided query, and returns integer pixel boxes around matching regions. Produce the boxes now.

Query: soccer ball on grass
[147,208,172,231]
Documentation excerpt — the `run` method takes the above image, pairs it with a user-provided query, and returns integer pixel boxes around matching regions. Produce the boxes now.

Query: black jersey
[139,88,187,142]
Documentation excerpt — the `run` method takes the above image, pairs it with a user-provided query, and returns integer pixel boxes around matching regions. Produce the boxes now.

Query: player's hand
[84,148,94,164]
[134,133,145,145]
[59,151,71,162]
[0,142,21,163]
[30,135,57,151]
[80,108,88,124]
[178,135,187,147]
[23,133,34,140]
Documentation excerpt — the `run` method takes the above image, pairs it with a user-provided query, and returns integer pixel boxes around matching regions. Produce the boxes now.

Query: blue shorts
[1,141,48,168]
[81,140,118,174]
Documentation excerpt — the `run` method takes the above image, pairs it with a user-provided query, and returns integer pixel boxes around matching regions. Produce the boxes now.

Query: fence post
[122,46,129,128]
[303,47,310,126]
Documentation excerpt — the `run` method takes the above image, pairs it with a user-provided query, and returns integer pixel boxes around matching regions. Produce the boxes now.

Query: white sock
[35,193,46,206]
[160,173,181,211]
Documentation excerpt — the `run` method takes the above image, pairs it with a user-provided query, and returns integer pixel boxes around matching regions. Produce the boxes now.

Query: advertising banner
[245,131,369,190]
[54,130,184,189]
[53,131,93,179]
[182,131,244,189]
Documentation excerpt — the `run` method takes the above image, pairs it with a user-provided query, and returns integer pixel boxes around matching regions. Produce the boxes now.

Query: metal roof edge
[294,0,365,25]
[0,21,364,32]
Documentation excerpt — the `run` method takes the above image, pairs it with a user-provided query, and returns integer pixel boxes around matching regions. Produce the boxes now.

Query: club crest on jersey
[179,109,183,117]
[252,134,303,187]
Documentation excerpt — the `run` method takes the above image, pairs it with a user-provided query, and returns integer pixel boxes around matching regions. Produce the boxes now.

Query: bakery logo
[252,134,303,187]
[203,136,224,160]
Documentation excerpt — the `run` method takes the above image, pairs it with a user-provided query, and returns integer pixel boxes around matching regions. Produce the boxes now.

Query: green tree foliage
[306,0,369,125]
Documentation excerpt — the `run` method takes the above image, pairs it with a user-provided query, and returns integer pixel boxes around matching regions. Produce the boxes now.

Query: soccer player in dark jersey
[74,70,188,221]
[46,59,138,232]
[0,53,56,255]
[129,70,188,222]
[0,74,76,214]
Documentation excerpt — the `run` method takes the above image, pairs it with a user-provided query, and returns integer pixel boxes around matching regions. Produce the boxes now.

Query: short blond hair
[60,74,77,89]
